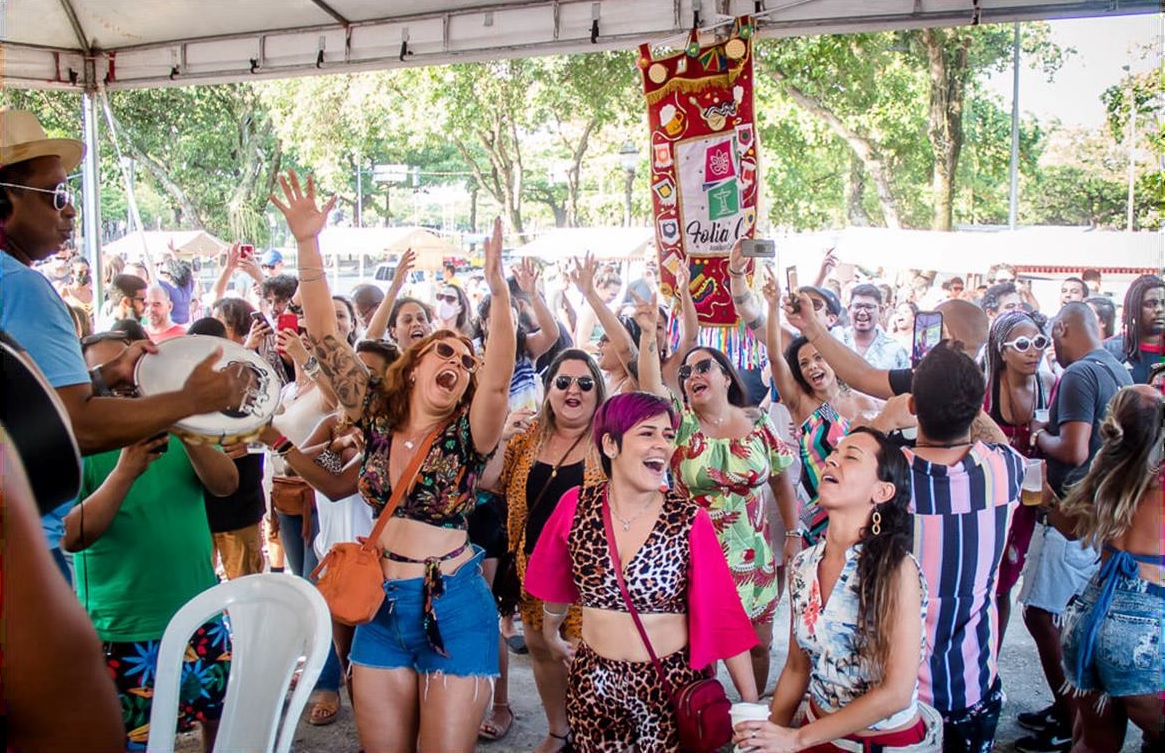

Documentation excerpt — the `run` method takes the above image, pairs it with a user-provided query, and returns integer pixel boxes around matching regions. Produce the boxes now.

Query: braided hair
[1119,274,1164,360]
[984,310,1046,387]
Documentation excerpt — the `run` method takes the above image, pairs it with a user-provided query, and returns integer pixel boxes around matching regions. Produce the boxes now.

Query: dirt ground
[174,594,1145,753]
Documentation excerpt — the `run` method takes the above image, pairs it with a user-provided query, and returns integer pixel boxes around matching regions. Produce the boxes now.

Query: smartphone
[277,313,299,333]
[740,238,775,258]
[250,311,270,328]
[912,311,944,367]
[149,432,169,454]
[239,243,255,260]
[785,266,800,311]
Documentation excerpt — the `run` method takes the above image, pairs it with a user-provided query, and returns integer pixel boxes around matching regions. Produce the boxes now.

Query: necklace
[543,430,588,479]
[915,440,973,449]
[399,420,442,450]
[609,487,660,531]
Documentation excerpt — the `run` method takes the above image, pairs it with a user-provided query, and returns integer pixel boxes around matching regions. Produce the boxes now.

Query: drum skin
[134,335,281,444]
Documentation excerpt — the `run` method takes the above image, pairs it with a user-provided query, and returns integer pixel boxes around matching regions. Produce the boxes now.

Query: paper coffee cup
[731,702,771,752]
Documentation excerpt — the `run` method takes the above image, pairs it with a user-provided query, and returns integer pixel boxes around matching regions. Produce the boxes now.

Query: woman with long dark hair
[1057,385,1163,753]
[982,310,1056,645]
[734,428,932,753]
[272,171,517,753]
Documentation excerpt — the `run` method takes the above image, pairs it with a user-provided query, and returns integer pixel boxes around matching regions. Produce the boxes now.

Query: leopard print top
[568,483,695,614]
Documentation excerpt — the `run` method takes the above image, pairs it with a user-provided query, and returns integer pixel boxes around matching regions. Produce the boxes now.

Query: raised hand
[728,239,748,274]
[513,257,540,297]
[225,242,241,270]
[673,261,691,298]
[243,316,272,351]
[270,170,337,243]
[571,252,598,295]
[760,265,781,307]
[483,217,507,295]
[278,329,310,364]
[390,248,417,294]
[629,289,659,335]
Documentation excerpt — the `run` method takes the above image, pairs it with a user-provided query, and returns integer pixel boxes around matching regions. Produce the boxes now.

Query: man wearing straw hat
[0,109,246,456]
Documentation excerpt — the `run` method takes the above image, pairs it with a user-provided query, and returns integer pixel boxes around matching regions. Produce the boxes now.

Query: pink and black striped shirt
[903,441,1023,714]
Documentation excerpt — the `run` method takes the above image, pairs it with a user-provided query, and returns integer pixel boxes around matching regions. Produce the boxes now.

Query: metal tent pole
[81,89,104,312]
[1007,22,1021,230]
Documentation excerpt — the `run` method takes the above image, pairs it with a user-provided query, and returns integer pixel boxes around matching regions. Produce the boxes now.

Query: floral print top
[670,399,795,621]
[789,541,929,731]
[358,402,491,529]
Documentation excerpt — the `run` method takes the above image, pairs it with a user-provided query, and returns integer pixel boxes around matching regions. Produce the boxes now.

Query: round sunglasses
[422,340,478,372]
[553,375,595,392]
[1002,334,1050,352]
[678,357,725,381]
[0,180,75,211]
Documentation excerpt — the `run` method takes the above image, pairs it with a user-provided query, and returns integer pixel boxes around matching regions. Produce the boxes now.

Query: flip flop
[504,634,528,655]
[307,691,340,726]
[478,703,514,741]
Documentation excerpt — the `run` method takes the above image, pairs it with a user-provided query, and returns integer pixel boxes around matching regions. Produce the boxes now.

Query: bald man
[349,283,384,332]
[143,284,186,342]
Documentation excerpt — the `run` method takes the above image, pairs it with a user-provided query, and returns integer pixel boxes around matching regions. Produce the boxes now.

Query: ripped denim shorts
[1061,571,1164,699]
[350,547,499,677]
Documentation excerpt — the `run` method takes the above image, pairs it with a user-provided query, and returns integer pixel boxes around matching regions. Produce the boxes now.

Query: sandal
[478,702,514,741]
[537,731,573,753]
[504,634,529,655]
[307,690,340,726]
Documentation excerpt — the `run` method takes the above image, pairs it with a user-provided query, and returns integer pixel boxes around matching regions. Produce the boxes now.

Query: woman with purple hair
[525,391,759,752]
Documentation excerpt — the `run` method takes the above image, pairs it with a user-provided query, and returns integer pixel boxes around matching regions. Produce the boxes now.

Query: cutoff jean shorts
[1061,572,1164,699]
[349,546,499,677]
[1018,521,1099,615]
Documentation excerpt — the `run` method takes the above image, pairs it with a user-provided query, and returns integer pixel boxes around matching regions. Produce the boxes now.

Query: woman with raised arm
[634,291,798,698]
[734,428,932,753]
[526,390,760,752]
[759,267,880,545]
[271,171,517,753]
[1057,385,1163,753]
[364,248,435,347]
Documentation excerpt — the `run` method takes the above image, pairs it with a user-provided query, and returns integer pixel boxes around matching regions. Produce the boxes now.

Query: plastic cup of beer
[731,702,772,753]
[1021,458,1044,506]
[1033,409,1050,424]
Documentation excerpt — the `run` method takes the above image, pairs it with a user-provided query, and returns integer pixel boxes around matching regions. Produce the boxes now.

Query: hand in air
[513,257,541,297]
[391,248,417,295]
[673,261,691,298]
[270,170,337,243]
[482,217,507,295]
[728,239,749,274]
[629,289,659,335]
[570,252,599,295]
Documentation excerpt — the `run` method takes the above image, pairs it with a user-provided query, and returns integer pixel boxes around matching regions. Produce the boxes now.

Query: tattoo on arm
[309,334,369,413]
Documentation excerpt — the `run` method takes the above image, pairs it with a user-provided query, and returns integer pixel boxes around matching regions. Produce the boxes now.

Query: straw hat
[0,110,84,172]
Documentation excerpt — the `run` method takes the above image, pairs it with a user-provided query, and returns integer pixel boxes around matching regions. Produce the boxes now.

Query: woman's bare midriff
[580,607,687,662]
[378,516,473,580]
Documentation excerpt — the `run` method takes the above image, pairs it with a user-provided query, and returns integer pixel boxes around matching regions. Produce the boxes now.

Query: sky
[983,13,1160,129]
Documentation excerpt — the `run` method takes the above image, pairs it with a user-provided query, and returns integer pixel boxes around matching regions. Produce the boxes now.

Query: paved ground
[176,597,1142,752]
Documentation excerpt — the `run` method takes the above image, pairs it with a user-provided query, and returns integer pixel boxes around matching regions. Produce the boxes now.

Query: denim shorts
[1018,521,1100,614]
[1061,572,1164,698]
[349,547,499,677]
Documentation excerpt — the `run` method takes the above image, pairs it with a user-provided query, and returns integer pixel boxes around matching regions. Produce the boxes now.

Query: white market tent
[103,229,228,261]
[511,227,655,261]
[3,0,1155,303]
[316,225,458,275]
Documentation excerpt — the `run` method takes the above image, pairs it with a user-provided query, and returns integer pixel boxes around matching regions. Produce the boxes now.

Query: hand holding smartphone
[239,243,255,260]
[912,311,943,366]
[785,266,801,312]
[740,239,776,259]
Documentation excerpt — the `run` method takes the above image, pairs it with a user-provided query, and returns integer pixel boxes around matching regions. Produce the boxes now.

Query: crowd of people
[2,108,1162,753]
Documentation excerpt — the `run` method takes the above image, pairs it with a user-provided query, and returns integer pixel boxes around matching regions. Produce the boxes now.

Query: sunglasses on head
[0,180,74,211]
[1003,334,1050,352]
[678,357,724,381]
[423,339,477,372]
[553,375,595,392]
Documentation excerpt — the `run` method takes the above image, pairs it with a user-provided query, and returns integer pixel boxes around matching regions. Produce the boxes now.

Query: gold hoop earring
[871,510,882,536]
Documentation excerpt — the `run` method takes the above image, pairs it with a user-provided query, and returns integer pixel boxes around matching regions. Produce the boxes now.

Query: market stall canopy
[778,226,1164,277]
[6,0,1154,91]
[103,230,228,260]
[511,227,655,261]
[317,225,457,270]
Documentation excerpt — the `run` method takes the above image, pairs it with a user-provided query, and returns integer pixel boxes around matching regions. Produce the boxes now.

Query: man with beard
[1103,274,1163,385]
[838,283,909,369]
[142,284,186,342]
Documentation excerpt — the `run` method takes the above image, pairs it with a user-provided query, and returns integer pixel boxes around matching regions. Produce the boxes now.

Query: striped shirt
[903,441,1023,714]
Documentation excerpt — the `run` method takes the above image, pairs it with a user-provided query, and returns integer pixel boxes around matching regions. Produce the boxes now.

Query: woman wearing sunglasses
[983,310,1056,646]
[478,348,608,753]
[759,270,881,547]
[272,172,517,753]
[434,283,475,337]
[633,294,797,699]
[526,391,760,752]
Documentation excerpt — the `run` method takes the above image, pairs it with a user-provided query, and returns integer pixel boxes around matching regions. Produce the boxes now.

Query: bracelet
[299,272,327,283]
[271,435,294,455]
[1030,428,1045,449]
[785,531,803,539]
[728,266,747,277]
[298,266,326,272]
[543,605,568,618]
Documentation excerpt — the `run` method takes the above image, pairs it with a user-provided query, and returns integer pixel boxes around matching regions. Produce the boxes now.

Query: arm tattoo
[308,334,369,412]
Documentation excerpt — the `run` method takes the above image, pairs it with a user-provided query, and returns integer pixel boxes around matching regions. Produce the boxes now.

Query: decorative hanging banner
[639,17,763,365]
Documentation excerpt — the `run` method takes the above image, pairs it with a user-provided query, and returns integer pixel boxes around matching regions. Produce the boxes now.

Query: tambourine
[134,335,281,444]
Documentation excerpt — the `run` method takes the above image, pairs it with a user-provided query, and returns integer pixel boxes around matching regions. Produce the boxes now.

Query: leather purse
[602,497,732,753]
[312,423,444,626]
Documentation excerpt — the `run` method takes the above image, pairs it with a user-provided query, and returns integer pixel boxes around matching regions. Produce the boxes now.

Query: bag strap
[361,422,447,553]
[601,489,677,701]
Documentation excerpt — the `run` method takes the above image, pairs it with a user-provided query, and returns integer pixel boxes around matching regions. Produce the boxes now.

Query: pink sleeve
[687,508,759,669]
[523,486,581,605]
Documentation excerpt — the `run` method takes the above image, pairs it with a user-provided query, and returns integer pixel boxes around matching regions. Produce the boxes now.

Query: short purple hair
[592,392,678,477]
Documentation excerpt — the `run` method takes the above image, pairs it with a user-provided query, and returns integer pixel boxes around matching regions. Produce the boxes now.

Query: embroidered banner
[640,17,759,340]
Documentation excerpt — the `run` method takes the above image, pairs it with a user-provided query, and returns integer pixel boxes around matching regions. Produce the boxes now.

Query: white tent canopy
[6,0,1155,91]
[511,227,655,261]
[103,229,228,261]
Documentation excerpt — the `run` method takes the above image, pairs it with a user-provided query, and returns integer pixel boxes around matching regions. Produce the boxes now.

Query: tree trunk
[564,118,597,228]
[920,28,971,232]
[771,68,902,229]
[468,182,479,234]
[845,155,871,226]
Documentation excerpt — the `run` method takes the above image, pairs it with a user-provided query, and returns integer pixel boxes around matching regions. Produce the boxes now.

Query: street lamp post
[619,141,638,227]
[1123,65,1136,232]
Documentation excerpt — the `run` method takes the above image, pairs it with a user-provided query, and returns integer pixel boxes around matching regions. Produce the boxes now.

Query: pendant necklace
[544,430,588,480]
[610,487,659,531]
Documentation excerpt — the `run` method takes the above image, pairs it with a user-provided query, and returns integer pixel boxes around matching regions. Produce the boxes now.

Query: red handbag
[602,496,733,753]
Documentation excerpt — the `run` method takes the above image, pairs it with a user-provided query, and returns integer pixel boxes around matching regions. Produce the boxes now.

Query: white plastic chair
[147,574,332,753]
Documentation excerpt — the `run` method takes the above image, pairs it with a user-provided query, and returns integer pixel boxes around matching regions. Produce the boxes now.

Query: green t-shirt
[74,437,219,642]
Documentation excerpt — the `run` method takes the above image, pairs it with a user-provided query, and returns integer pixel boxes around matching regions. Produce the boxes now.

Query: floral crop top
[358,401,491,529]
